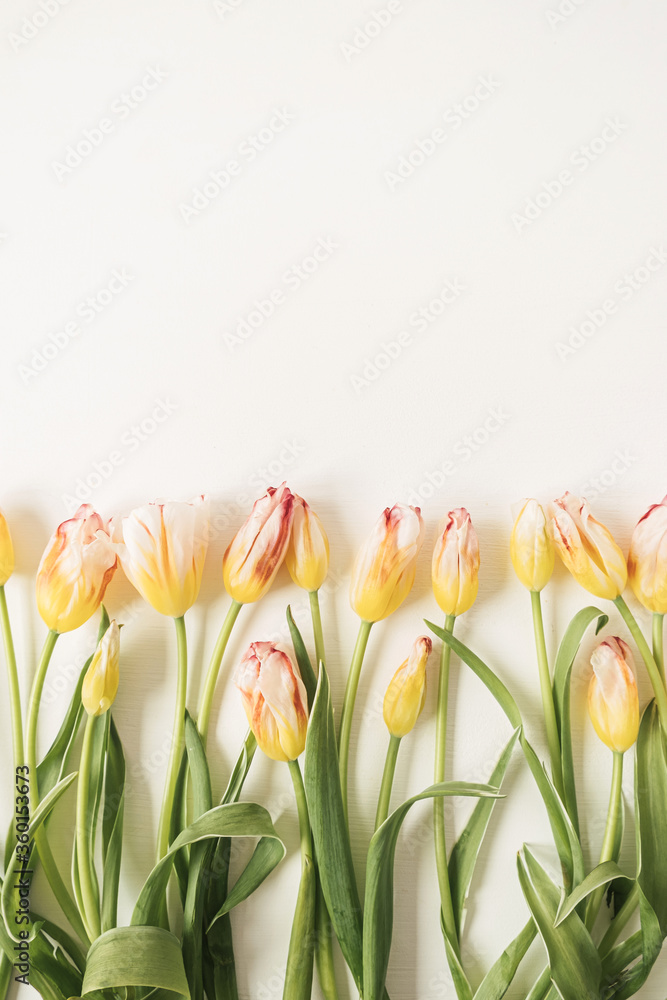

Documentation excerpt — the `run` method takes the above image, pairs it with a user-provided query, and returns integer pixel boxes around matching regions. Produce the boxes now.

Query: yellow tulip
[234,641,309,761]
[111,496,208,617]
[285,495,329,592]
[0,509,14,585]
[551,493,627,600]
[82,621,120,716]
[223,484,294,603]
[383,636,432,738]
[432,508,479,616]
[510,499,554,592]
[36,504,117,633]
[588,637,639,753]
[628,496,667,613]
[350,504,424,622]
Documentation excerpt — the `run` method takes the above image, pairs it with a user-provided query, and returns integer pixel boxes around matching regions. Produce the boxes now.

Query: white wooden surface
[1,0,667,996]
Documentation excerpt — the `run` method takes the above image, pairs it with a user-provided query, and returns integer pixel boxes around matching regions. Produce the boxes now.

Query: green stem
[157,616,188,861]
[309,590,326,669]
[652,612,665,683]
[0,586,23,767]
[198,601,243,743]
[338,619,373,824]
[585,751,624,931]
[76,714,102,940]
[530,590,565,802]
[434,614,460,960]
[25,630,90,947]
[597,881,639,957]
[614,596,667,735]
[375,735,401,831]
[284,759,316,1000]
[314,882,339,1000]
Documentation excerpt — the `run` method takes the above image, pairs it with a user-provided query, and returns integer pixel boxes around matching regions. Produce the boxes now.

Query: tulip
[350,504,424,623]
[431,508,479,616]
[510,499,554,592]
[82,621,120,716]
[551,493,627,600]
[111,496,208,618]
[223,484,294,604]
[383,636,432,738]
[285,495,329,593]
[588,637,639,753]
[628,496,667,613]
[0,509,14,586]
[36,504,117,633]
[235,642,309,761]
[584,636,639,931]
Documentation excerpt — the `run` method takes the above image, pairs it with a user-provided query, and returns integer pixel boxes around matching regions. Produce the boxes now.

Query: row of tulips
[1,487,667,1000]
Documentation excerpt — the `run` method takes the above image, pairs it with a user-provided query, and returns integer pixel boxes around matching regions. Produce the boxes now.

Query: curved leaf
[182,713,213,1000]
[552,606,607,836]
[427,623,584,892]
[131,802,285,928]
[81,925,189,998]
[473,919,536,1000]
[287,605,317,708]
[555,861,631,926]
[304,663,363,986]
[449,730,519,935]
[1,772,78,941]
[101,716,125,933]
[517,848,600,1000]
[363,781,501,1000]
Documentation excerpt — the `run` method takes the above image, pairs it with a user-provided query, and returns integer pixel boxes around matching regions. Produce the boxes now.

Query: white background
[1,0,667,996]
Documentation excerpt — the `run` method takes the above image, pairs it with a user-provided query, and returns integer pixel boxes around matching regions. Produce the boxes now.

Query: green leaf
[427,623,584,892]
[303,662,364,987]
[606,702,667,999]
[287,605,318,708]
[516,848,601,1000]
[81,925,190,998]
[30,910,87,973]
[449,730,519,936]
[555,861,631,925]
[203,729,257,1000]
[221,730,257,805]
[101,716,125,933]
[182,713,213,1000]
[473,919,536,1000]
[363,781,501,1000]
[552,606,607,837]
[131,802,285,928]
[1,771,78,941]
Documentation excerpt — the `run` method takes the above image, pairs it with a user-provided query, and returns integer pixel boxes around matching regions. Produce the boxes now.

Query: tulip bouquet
[1,486,667,1000]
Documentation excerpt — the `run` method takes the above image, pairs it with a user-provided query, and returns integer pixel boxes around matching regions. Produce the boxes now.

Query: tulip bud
[432,508,479,616]
[223,484,294,604]
[510,499,554,593]
[551,493,627,600]
[285,495,329,592]
[627,496,667,613]
[234,642,309,761]
[82,621,120,716]
[111,497,208,618]
[383,636,432,738]
[588,637,639,753]
[36,505,117,633]
[350,504,424,623]
[0,509,14,586]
